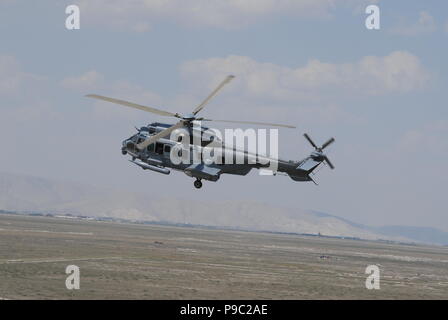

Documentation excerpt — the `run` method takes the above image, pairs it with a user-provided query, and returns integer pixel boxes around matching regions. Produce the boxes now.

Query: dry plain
[0,213,447,299]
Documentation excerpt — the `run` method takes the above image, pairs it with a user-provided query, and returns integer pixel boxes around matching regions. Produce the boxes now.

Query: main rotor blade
[86,94,179,118]
[201,118,295,129]
[192,75,235,116]
[321,137,335,150]
[304,133,318,149]
[137,121,184,150]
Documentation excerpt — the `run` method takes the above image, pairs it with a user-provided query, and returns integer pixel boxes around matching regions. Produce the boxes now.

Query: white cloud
[61,70,164,121]
[0,55,55,124]
[0,55,44,96]
[181,51,429,102]
[398,120,448,155]
[0,55,60,128]
[390,11,437,36]
[176,51,429,129]
[61,70,105,91]
[77,0,373,30]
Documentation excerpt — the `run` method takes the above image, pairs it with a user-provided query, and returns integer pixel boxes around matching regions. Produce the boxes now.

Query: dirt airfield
[0,214,447,299]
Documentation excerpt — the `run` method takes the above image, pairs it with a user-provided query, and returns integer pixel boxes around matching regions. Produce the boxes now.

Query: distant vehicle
[86,76,335,189]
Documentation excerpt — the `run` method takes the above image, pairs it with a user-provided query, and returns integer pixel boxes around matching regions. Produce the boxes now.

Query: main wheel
[194,179,203,189]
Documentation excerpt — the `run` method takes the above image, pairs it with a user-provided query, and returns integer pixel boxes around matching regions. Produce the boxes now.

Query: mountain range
[1,171,447,245]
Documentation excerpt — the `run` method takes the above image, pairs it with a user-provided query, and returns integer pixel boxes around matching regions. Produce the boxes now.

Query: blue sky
[1,0,447,230]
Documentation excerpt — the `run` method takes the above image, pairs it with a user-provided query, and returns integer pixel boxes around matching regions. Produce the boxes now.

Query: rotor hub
[182,113,196,121]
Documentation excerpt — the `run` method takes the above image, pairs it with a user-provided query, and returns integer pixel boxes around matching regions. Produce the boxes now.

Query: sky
[0,0,447,230]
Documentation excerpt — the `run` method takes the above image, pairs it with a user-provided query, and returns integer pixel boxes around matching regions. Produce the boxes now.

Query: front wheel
[194,179,203,189]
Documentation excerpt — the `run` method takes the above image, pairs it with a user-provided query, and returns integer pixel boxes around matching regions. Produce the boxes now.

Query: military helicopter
[86,75,335,189]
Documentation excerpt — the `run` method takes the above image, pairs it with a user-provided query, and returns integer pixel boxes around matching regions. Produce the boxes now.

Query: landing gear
[194,179,203,189]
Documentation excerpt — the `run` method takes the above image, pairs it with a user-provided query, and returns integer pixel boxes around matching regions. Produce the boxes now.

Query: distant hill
[369,226,448,247]
[1,171,447,245]
[309,211,448,246]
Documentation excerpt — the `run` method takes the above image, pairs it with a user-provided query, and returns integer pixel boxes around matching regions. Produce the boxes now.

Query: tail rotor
[303,133,335,169]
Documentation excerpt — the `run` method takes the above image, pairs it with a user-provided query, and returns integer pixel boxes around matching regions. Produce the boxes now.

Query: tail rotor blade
[304,133,318,149]
[321,137,335,150]
[324,156,335,169]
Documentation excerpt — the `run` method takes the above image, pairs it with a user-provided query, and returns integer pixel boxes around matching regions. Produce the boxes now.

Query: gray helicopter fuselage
[121,122,314,182]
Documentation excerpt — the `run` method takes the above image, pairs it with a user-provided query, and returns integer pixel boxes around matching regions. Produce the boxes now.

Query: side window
[147,143,154,152]
[155,143,164,155]
[164,145,171,154]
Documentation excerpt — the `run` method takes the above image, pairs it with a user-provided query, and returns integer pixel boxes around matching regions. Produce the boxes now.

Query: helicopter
[86,75,335,189]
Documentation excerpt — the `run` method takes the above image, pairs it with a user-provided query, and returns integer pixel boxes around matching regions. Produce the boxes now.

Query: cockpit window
[136,133,149,144]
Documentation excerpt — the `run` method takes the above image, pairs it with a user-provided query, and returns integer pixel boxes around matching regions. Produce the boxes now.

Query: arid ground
[0,214,447,299]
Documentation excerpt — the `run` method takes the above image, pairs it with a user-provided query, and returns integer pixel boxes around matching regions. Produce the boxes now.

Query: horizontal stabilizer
[296,158,321,172]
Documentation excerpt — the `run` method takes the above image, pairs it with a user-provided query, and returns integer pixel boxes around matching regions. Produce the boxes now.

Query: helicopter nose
[124,141,137,152]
